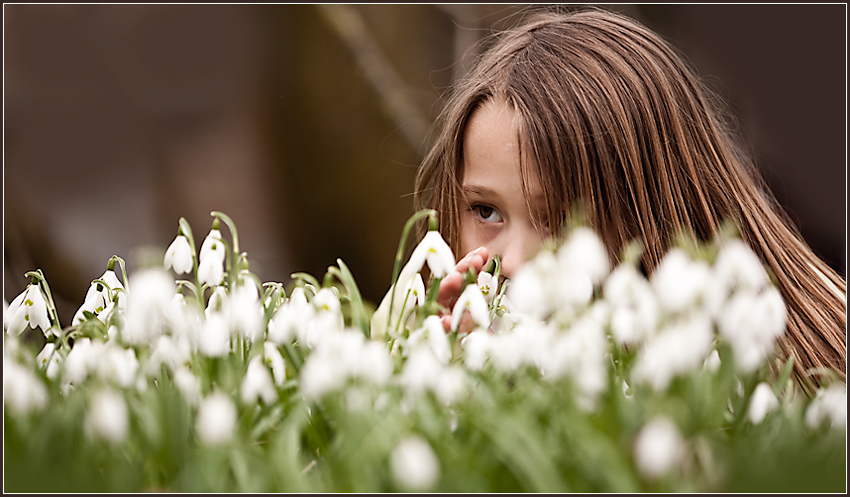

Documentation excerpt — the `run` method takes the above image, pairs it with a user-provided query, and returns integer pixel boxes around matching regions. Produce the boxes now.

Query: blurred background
[4,4,846,327]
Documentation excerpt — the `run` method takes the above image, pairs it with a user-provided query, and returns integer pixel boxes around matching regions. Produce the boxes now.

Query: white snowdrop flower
[405,272,426,308]
[166,293,202,355]
[460,329,493,371]
[354,340,394,386]
[299,356,343,401]
[390,435,441,492]
[557,226,610,285]
[173,366,202,406]
[197,391,237,446]
[300,311,345,350]
[705,239,769,316]
[434,365,468,405]
[228,282,265,343]
[604,264,659,344]
[554,266,594,314]
[747,382,779,425]
[62,338,102,386]
[3,360,48,416]
[717,286,786,374]
[205,286,228,318]
[703,349,721,373]
[267,287,315,345]
[398,347,444,395]
[2,299,9,331]
[651,248,711,315]
[401,230,456,281]
[477,271,497,304]
[263,341,286,386]
[632,312,714,391]
[241,356,278,405]
[45,348,63,380]
[99,343,139,389]
[633,416,685,481]
[408,315,452,364]
[199,228,226,262]
[199,313,231,358]
[164,234,194,275]
[344,386,370,412]
[805,384,847,431]
[299,329,358,400]
[489,321,546,373]
[122,268,175,345]
[451,284,490,332]
[72,269,126,326]
[6,283,51,336]
[87,388,128,444]
[198,255,225,287]
[146,335,184,376]
[538,318,608,410]
[36,342,56,371]
[507,250,559,319]
[312,287,340,314]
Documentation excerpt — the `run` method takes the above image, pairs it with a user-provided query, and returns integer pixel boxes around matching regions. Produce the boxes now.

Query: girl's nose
[495,225,543,279]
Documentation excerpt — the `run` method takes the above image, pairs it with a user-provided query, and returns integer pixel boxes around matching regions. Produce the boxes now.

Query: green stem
[109,255,130,294]
[178,217,203,305]
[387,209,436,333]
[26,270,61,331]
[328,259,370,339]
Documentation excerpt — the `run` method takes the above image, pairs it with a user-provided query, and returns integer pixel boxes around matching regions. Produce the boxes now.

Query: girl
[414,7,846,391]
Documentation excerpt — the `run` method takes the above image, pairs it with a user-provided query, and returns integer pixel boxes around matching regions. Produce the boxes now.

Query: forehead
[461,99,545,203]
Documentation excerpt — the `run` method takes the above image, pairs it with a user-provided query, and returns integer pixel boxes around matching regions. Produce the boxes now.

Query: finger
[454,246,489,274]
[440,314,452,332]
[436,270,464,310]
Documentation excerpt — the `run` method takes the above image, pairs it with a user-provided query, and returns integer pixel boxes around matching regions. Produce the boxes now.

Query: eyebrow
[461,184,547,206]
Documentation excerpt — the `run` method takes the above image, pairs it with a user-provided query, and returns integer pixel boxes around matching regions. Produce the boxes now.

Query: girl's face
[459,99,548,278]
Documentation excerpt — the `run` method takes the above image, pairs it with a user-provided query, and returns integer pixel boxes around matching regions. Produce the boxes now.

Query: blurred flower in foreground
[241,355,278,405]
[747,382,779,424]
[87,388,129,444]
[390,435,440,491]
[633,416,684,481]
[3,359,48,416]
[805,384,847,431]
[197,391,237,446]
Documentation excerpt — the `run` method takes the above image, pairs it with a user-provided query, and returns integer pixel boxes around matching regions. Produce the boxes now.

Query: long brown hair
[414,7,846,391]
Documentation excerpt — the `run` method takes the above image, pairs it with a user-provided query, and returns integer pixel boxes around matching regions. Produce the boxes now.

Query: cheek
[458,212,485,256]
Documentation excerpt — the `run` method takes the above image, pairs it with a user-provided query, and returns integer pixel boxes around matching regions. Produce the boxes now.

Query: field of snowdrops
[4,210,846,492]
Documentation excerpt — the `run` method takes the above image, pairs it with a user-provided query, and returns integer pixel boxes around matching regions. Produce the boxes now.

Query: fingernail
[474,246,486,254]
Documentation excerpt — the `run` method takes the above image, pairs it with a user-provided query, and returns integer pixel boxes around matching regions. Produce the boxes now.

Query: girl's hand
[436,246,489,332]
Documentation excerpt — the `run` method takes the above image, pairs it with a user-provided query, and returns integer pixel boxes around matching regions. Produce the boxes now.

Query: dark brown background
[4,4,845,327]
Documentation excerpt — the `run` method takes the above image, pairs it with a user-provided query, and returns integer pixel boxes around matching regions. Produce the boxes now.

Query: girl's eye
[472,204,502,223]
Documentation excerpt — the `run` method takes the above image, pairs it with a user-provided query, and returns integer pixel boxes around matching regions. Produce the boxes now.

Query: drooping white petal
[164,235,194,275]
[199,229,226,263]
[651,249,711,315]
[403,231,456,281]
[241,356,278,405]
[198,255,225,287]
[263,341,287,386]
[451,284,490,331]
